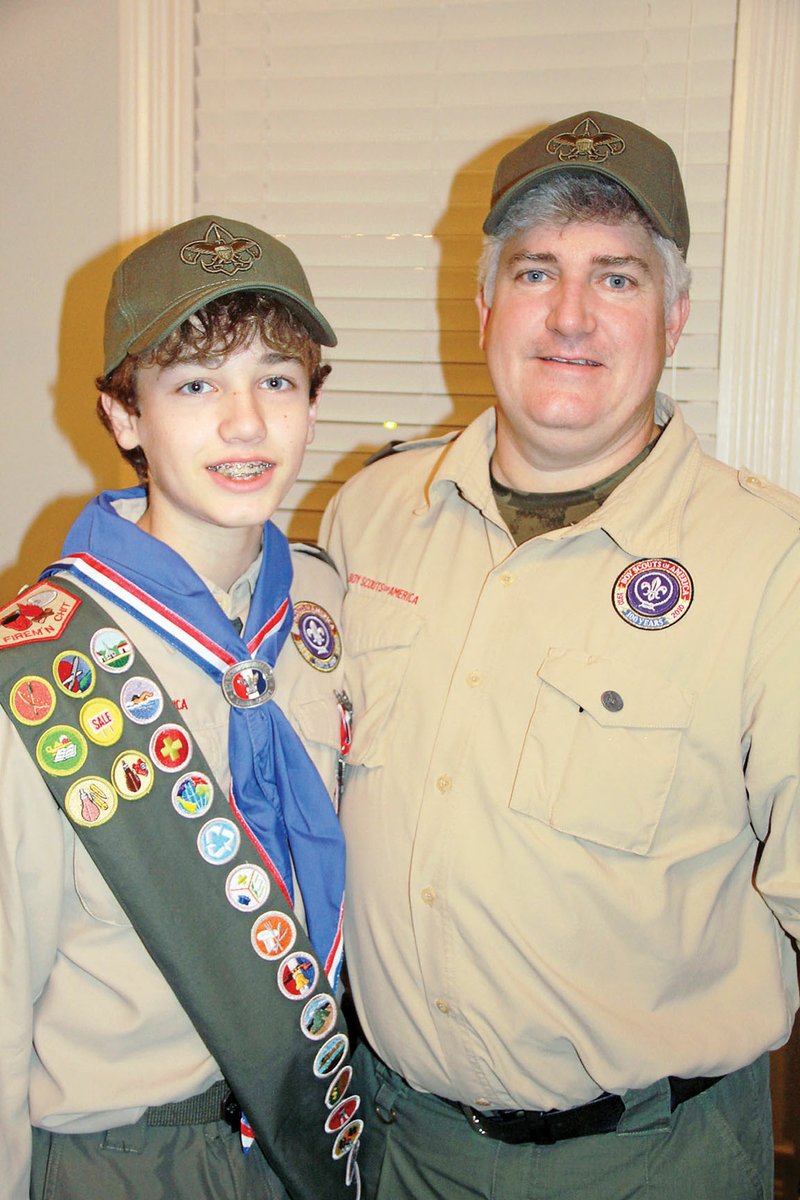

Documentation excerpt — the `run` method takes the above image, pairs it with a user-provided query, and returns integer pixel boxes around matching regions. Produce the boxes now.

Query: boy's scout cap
[103,215,336,373]
[484,111,690,256]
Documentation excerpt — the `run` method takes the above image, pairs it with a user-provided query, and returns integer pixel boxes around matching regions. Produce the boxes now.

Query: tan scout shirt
[322,396,800,1114]
[0,509,345,1200]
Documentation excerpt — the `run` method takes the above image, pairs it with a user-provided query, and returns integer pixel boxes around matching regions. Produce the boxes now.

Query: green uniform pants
[30,1112,290,1200]
[354,1044,772,1200]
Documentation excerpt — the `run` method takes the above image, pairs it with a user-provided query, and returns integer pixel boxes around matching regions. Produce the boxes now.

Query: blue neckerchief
[42,488,345,979]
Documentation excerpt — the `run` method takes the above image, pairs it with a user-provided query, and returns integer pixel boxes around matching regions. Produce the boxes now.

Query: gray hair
[478,172,691,315]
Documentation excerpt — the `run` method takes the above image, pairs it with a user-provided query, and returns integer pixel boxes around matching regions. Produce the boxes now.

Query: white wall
[0,0,122,598]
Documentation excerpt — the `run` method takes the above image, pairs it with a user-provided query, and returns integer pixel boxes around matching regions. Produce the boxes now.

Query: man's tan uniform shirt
[322,397,800,1114]
[0,499,346,1200]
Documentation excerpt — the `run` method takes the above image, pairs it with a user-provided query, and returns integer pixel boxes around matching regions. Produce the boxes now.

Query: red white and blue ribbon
[42,488,345,983]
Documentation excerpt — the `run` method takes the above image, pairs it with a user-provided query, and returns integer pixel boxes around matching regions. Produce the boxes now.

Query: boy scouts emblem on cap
[547,116,625,164]
[180,221,261,277]
[291,602,341,672]
[612,558,693,629]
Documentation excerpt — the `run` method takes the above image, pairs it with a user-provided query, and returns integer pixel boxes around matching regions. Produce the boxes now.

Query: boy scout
[322,112,800,1199]
[0,217,363,1200]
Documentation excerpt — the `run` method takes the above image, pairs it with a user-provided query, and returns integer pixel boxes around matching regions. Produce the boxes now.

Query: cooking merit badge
[612,558,693,630]
[291,602,341,672]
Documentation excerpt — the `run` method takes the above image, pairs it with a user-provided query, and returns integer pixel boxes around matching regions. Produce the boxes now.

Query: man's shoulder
[290,542,344,609]
[338,430,460,499]
[735,469,800,524]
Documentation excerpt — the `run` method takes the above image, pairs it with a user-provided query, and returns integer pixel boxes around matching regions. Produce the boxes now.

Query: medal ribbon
[41,488,345,980]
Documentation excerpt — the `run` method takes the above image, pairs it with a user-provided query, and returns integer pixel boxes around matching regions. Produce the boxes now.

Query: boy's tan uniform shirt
[0,502,346,1199]
[322,396,800,1113]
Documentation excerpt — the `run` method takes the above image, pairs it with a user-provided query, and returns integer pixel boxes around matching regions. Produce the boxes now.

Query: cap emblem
[546,117,625,164]
[180,221,262,277]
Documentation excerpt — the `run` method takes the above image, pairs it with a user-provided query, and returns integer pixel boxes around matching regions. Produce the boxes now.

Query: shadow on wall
[432,125,543,431]
[0,237,145,600]
[287,126,544,542]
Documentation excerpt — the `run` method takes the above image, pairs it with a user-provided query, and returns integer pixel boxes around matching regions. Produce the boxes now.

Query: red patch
[0,584,81,650]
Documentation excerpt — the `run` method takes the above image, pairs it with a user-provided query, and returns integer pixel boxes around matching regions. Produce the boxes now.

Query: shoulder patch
[291,542,338,572]
[0,583,82,650]
[738,469,800,521]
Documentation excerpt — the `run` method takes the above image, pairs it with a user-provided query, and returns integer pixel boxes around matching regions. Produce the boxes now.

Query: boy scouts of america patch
[612,558,693,630]
[0,584,81,649]
[291,602,341,672]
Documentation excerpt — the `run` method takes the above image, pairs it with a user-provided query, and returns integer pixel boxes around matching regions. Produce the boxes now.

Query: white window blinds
[194,0,738,538]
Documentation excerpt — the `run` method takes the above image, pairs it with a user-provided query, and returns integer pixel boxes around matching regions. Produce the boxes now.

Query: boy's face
[103,339,318,561]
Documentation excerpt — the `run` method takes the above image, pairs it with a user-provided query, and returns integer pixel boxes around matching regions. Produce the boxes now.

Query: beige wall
[0,0,123,598]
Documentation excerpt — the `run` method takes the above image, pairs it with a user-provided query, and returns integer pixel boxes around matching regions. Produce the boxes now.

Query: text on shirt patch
[612,558,693,630]
[347,574,419,605]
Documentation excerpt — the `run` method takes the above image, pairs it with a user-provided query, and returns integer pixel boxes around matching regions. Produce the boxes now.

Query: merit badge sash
[0,580,363,1200]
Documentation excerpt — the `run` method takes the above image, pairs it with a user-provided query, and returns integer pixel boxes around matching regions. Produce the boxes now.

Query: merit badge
[332,1120,363,1162]
[150,723,192,772]
[313,1033,349,1079]
[197,816,240,865]
[277,952,318,1001]
[326,1095,361,1135]
[120,676,164,725]
[0,584,78,650]
[36,725,88,777]
[326,1065,353,1109]
[52,651,95,697]
[291,602,341,672]
[79,698,124,747]
[225,863,270,912]
[171,771,213,818]
[221,660,275,709]
[64,776,118,828]
[111,751,154,799]
[301,993,338,1042]
[9,675,56,726]
[612,558,693,630]
[345,1139,362,1193]
[90,628,134,673]
[251,910,296,960]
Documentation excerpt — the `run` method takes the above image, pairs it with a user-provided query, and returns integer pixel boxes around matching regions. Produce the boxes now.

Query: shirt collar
[424,395,702,557]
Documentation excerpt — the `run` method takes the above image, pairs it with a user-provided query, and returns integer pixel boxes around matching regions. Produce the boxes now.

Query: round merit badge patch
[612,558,693,630]
[291,602,341,672]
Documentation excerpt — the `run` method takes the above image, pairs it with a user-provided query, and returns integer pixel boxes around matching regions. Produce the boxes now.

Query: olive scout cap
[484,111,690,257]
[103,215,337,374]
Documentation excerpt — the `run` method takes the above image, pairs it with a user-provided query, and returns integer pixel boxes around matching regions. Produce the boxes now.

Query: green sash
[0,580,362,1199]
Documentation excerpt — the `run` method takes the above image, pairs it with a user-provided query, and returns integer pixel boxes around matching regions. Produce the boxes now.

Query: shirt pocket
[510,646,694,854]
[340,591,424,769]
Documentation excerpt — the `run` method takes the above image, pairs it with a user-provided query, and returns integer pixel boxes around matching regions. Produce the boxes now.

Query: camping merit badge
[612,558,693,630]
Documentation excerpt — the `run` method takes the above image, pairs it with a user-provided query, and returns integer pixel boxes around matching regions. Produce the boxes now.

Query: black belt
[146,1079,241,1130]
[448,1074,723,1145]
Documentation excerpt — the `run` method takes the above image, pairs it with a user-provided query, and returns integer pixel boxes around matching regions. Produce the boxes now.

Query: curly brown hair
[96,292,332,481]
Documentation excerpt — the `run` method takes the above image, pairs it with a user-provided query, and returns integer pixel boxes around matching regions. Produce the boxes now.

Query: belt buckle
[222,1090,242,1132]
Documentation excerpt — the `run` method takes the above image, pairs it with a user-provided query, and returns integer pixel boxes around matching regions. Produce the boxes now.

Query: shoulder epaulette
[290,542,337,571]
[365,430,460,467]
[737,469,800,522]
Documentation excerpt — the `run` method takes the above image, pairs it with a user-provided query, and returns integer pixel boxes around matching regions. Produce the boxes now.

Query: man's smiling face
[477,219,689,492]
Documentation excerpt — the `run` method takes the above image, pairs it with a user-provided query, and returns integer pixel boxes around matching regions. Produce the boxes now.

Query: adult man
[321,112,800,1199]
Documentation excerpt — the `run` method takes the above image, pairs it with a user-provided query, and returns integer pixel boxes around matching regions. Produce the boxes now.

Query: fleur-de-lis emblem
[180,221,262,276]
[546,117,625,164]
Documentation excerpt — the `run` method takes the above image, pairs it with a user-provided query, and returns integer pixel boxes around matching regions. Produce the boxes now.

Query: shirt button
[601,690,624,712]
[435,999,450,1014]
[474,1097,490,1108]
[466,671,482,687]
[499,572,514,586]
[421,887,436,906]
[436,774,453,793]
[746,474,763,487]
